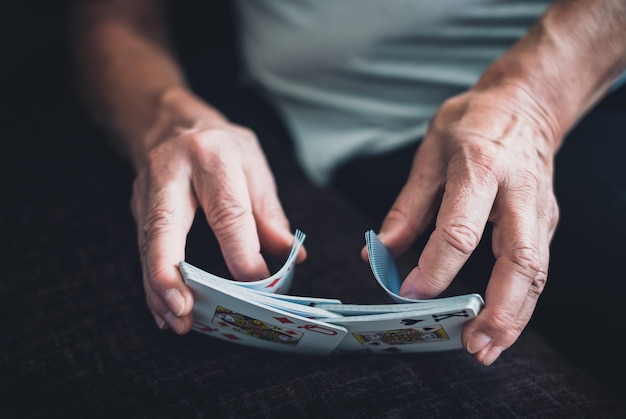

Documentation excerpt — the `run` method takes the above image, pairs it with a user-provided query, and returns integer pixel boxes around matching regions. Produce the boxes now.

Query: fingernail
[164,311,186,334]
[466,332,492,354]
[163,289,185,316]
[400,292,423,301]
[483,346,504,366]
[153,312,166,329]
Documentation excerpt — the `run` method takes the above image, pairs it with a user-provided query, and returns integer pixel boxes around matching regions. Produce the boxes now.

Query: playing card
[228,229,306,294]
[180,261,343,320]
[366,229,418,304]
[251,293,343,307]
[366,230,485,307]
[182,263,348,355]
[315,294,483,316]
[324,297,483,353]
[177,229,485,355]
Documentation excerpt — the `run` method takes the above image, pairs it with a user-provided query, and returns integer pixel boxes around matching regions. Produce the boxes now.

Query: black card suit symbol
[401,318,424,326]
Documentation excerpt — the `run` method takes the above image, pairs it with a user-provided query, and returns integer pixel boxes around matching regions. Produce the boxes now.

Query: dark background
[3,2,626,418]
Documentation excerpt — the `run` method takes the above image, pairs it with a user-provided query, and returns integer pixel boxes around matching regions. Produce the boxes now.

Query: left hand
[377,84,560,366]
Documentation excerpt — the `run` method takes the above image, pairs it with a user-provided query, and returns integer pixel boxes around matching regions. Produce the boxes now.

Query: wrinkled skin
[377,85,559,365]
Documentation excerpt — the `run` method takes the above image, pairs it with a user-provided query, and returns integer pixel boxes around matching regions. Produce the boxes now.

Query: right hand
[130,90,304,334]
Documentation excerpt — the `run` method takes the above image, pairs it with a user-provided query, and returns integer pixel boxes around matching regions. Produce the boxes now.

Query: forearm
[70,0,225,169]
[476,0,626,149]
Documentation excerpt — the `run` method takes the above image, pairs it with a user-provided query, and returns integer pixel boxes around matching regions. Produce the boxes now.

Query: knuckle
[385,206,422,237]
[511,170,540,201]
[185,127,259,159]
[181,130,236,161]
[518,168,540,189]
[486,308,517,332]
[143,200,178,239]
[450,141,499,175]
[509,245,541,275]
[188,133,233,163]
[431,95,467,128]
[419,270,450,296]
[145,264,170,289]
[529,271,547,298]
[179,131,206,149]
[207,199,251,235]
[438,220,481,256]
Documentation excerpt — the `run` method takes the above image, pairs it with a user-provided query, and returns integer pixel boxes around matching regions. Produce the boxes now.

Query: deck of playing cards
[179,230,484,355]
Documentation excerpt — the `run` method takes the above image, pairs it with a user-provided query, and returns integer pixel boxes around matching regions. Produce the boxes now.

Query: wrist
[474,0,626,151]
[474,63,566,153]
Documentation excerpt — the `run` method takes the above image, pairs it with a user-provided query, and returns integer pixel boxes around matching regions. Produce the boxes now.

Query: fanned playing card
[223,229,306,294]
[178,229,484,354]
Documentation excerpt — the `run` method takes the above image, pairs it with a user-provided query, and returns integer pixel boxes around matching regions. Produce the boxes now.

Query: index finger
[192,137,271,282]
[399,153,498,299]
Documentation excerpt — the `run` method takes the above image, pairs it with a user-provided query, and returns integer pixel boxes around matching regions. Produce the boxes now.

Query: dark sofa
[3,2,626,418]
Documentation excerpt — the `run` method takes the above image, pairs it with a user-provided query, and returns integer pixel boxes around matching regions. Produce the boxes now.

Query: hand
[377,85,560,365]
[130,95,304,334]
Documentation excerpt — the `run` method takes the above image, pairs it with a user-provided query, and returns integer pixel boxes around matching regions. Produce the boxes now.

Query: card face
[209,306,304,346]
[326,301,482,353]
[352,324,449,348]
[183,265,348,355]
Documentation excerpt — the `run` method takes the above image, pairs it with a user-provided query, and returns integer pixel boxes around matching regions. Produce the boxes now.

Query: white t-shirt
[232,0,551,186]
